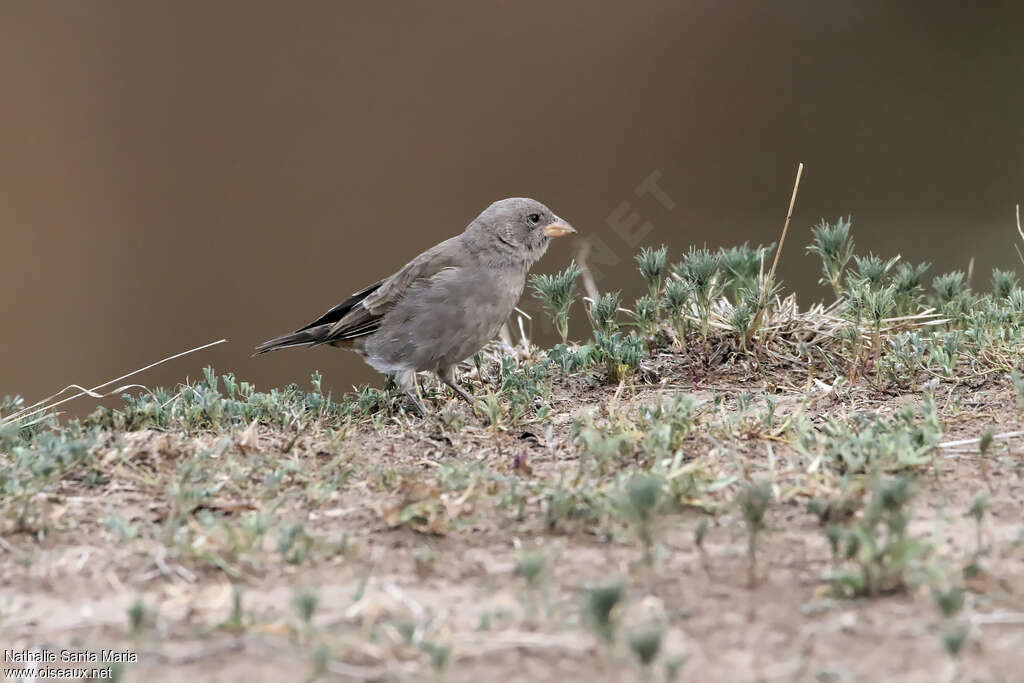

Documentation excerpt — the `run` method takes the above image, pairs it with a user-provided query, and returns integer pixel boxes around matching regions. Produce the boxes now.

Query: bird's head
[466,197,576,266]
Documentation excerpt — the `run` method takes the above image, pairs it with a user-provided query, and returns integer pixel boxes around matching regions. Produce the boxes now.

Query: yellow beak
[543,221,577,238]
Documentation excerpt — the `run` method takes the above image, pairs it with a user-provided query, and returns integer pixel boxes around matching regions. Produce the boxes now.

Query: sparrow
[255,197,576,412]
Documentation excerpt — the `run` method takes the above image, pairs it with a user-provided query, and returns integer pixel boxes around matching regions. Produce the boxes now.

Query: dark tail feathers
[253,328,326,355]
[253,281,383,356]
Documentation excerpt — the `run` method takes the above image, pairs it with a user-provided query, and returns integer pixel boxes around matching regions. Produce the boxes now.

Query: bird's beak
[543,220,576,238]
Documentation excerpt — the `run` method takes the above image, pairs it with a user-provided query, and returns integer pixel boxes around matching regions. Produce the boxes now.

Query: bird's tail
[253,327,326,355]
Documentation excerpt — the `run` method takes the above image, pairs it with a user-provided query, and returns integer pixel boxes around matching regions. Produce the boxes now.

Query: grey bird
[255,197,576,412]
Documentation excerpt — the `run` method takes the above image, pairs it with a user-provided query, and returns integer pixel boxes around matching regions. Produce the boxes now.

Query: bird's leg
[394,370,426,415]
[438,365,475,405]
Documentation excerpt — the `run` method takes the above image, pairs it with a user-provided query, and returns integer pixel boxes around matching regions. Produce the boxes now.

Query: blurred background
[2,1,1022,410]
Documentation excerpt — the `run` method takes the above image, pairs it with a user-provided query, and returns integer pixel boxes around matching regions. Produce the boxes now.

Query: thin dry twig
[574,239,601,302]
[939,429,1024,450]
[1015,203,1024,266]
[2,338,228,427]
[766,162,805,287]
[747,163,804,345]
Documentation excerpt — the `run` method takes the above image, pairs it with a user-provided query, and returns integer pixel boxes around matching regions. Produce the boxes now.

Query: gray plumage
[255,197,575,411]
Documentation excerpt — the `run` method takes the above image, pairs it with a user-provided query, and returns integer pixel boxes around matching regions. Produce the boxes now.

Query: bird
[255,197,576,412]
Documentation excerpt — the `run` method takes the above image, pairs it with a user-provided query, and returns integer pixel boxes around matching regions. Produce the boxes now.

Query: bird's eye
[527,213,541,224]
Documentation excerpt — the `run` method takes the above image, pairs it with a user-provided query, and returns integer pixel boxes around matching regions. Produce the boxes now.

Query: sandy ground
[2,368,1023,682]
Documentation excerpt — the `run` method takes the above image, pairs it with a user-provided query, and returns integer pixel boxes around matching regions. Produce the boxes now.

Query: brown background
[2,2,1022,409]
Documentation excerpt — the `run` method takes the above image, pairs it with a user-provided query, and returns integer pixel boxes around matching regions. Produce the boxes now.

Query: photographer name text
[4,649,137,664]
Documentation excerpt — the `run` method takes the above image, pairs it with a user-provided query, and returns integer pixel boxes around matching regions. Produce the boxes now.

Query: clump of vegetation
[890,261,931,314]
[530,260,582,343]
[932,585,968,662]
[582,580,625,644]
[1011,370,1024,410]
[621,471,664,565]
[991,267,1018,298]
[629,294,660,337]
[851,252,899,288]
[966,492,988,564]
[662,277,692,342]
[793,396,941,473]
[735,480,772,586]
[498,355,551,421]
[638,394,701,458]
[636,245,669,300]
[807,216,855,296]
[672,246,723,336]
[587,291,621,335]
[83,367,351,433]
[551,331,647,383]
[932,270,967,307]
[627,625,664,669]
[824,477,931,598]
[718,241,774,303]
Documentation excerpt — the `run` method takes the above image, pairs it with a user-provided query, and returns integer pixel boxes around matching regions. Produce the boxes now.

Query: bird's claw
[404,390,427,416]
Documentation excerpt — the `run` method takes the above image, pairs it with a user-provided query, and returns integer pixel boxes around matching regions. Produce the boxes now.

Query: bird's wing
[322,236,465,341]
[253,281,384,353]
[294,281,384,332]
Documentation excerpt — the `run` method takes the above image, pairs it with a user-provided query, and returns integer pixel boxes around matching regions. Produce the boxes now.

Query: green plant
[673,246,722,336]
[807,216,855,297]
[310,643,331,679]
[694,518,709,553]
[543,482,610,532]
[127,597,150,636]
[977,427,995,484]
[638,394,701,458]
[862,284,897,355]
[636,245,668,299]
[498,355,550,421]
[967,492,988,556]
[588,291,621,335]
[475,389,506,429]
[582,580,624,644]
[879,332,926,389]
[292,587,319,625]
[592,332,647,383]
[277,523,315,565]
[628,625,664,668]
[728,302,754,347]
[1011,371,1024,410]
[665,654,689,682]
[824,477,931,598]
[1008,287,1024,324]
[718,242,774,303]
[662,277,692,341]
[927,331,964,377]
[736,480,772,585]
[629,294,659,336]
[932,271,967,308]
[991,268,1018,298]
[420,641,452,673]
[516,550,546,587]
[621,472,664,565]
[932,586,965,620]
[530,260,582,343]
[941,621,968,659]
[793,396,941,473]
[551,331,646,383]
[573,411,640,474]
[852,252,899,287]
[889,261,931,314]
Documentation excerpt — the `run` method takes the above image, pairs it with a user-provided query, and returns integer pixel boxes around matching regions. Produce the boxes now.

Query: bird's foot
[441,377,475,405]
[452,384,476,405]
[403,389,428,416]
